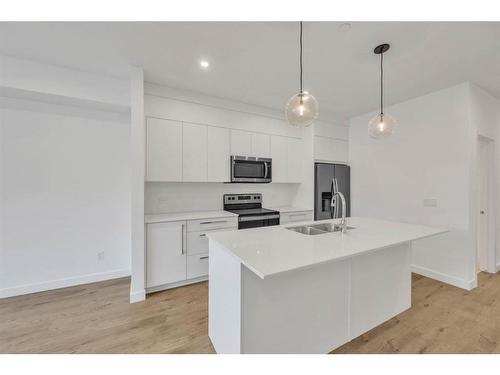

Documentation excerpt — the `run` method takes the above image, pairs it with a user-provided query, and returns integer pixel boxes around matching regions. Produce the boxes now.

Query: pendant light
[285,21,319,128]
[368,43,397,139]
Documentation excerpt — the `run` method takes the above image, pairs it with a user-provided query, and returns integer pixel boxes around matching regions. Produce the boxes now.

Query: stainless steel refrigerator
[314,163,350,220]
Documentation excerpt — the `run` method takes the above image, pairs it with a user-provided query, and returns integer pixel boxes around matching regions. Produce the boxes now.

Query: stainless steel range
[223,193,280,229]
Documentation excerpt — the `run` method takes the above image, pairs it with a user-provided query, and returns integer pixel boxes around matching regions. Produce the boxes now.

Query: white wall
[0,98,131,298]
[349,83,477,289]
[0,55,130,112]
[468,84,500,270]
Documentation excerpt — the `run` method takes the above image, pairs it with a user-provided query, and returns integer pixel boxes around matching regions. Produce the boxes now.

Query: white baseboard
[411,265,477,291]
[145,275,208,294]
[129,289,146,303]
[0,268,131,299]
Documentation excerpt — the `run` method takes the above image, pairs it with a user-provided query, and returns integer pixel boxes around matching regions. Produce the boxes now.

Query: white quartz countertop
[207,217,447,279]
[269,206,313,213]
[145,210,237,224]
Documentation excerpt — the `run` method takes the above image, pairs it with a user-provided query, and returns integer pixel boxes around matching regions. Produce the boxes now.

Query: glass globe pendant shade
[368,113,397,139]
[285,92,319,128]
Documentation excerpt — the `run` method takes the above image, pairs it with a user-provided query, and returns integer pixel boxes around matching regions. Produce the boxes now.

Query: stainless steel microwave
[230,156,272,183]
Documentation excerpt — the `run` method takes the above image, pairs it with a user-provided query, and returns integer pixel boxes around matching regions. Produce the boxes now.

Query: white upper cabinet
[183,122,207,182]
[207,126,230,182]
[314,136,348,163]
[287,137,302,183]
[146,118,182,181]
[251,133,271,158]
[270,135,287,183]
[270,135,302,183]
[230,129,252,156]
[145,116,303,183]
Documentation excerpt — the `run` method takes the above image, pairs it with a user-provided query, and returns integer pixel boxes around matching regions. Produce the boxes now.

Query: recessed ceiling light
[338,23,351,32]
[199,60,210,69]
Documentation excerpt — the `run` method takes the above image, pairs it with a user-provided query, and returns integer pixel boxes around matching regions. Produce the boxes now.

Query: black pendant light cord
[380,51,384,116]
[299,21,303,95]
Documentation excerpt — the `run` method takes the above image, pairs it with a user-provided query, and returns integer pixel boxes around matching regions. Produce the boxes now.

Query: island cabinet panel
[208,238,414,353]
[349,242,411,339]
[240,260,350,354]
[209,242,242,354]
[279,210,313,224]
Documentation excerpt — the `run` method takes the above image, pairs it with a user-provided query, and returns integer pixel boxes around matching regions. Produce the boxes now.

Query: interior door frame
[476,135,496,274]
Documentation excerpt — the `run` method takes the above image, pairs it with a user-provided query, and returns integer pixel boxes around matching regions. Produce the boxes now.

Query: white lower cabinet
[187,254,210,279]
[187,231,210,255]
[146,215,238,292]
[146,221,187,288]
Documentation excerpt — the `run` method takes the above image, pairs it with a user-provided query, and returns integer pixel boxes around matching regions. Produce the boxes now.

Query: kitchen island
[207,217,447,354]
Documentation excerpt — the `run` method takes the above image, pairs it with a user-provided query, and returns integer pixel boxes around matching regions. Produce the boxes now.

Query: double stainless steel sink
[286,222,355,235]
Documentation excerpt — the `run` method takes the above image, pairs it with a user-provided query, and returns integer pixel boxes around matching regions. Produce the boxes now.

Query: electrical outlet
[158,196,169,203]
[97,251,105,261]
[423,198,438,207]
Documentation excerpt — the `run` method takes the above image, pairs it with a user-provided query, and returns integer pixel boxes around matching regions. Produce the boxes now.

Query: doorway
[476,136,495,273]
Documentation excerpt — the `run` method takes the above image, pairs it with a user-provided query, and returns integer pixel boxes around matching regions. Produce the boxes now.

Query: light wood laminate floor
[1,273,500,353]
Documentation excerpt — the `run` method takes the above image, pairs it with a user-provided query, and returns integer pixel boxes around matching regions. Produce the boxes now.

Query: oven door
[231,156,272,183]
[238,214,280,229]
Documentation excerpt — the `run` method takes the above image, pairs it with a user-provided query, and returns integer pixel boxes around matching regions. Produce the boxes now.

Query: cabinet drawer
[187,217,237,232]
[281,211,313,224]
[187,231,210,255]
[187,254,209,279]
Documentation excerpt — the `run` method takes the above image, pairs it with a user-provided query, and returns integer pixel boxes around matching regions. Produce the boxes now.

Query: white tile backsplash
[145,182,300,214]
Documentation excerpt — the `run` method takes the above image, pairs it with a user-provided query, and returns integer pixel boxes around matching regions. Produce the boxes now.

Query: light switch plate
[423,198,438,207]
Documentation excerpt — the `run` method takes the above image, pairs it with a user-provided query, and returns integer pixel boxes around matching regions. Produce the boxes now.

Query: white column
[130,67,146,303]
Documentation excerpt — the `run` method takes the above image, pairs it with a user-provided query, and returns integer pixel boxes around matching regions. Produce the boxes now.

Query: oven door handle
[264,162,268,179]
[239,214,280,222]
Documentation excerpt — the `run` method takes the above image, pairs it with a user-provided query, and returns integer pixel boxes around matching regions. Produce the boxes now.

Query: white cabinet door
[146,118,182,181]
[287,138,302,183]
[183,122,207,181]
[314,136,348,163]
[251,133,271,158]
[270,135,287,183]
[146,221,187,288]
[230,129,252,156]
[207,126,230,182]
[187,254,209,279]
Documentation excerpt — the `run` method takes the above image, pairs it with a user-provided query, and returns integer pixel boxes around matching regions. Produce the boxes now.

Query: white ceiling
[1,22,499,121]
